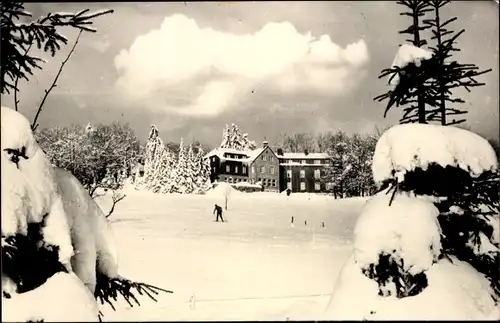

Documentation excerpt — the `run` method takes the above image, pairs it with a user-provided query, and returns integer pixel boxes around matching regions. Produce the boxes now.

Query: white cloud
[114,14,369,117]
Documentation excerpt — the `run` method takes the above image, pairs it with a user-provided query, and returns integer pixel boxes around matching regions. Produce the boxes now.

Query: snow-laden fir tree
[136,125,164,190]
[326,124,499,320]
[193,148,212,194]
[150,147,176,194]
[170,138,194,194]
[219,123,256,150]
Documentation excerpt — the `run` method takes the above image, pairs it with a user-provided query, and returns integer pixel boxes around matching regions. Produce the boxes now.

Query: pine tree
[219,123,256,150]
[374,1,434,124]
[1,1,113,94]
[172,138,193,194]
[220,124,231,149]
[422,0,492,125]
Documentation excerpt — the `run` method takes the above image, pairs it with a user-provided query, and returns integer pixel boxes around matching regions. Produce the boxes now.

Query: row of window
[287,182,322,191]
[223,177,247,184]
[286,169,321,179]
[261,155,275,162]
[257,177,277,187]
[224,154,247,159]
[249,165,276,175]
[283,159,326,165]
[224,164,247,174]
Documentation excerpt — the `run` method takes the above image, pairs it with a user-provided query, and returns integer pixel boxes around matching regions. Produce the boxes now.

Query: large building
[204,141,332,193]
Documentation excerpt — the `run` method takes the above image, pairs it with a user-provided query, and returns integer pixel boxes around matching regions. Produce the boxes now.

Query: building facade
[205,142,331,193]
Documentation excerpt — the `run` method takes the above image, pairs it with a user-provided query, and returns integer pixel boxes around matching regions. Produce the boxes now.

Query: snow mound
[354,191,441,275]
[372,123,498,184]
[325,255,498,320]
[205,182,241,197]
[2,272,99,322]
[389,44,433,88]
[1,106,73,266]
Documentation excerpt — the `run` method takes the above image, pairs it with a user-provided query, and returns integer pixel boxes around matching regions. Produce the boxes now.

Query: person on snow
[213,204,225,222]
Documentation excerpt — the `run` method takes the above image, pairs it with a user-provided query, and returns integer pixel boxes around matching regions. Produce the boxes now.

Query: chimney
[277,148,283,156]
[263,140,269,148]
[304,149,309,156]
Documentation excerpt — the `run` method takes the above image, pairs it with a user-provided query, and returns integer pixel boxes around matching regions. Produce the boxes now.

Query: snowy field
[95,190,367,321]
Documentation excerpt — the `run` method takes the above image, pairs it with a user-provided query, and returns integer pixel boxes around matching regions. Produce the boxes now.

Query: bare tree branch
[31,29,82,131]
[106,191,126,218]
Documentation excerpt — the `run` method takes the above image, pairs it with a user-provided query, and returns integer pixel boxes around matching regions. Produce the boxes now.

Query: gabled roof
[204,147,330,162]
[204,146,279,164]
[204,147,251,159]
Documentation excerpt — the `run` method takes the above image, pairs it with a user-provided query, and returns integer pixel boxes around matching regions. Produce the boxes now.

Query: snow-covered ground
[95,190,366,321]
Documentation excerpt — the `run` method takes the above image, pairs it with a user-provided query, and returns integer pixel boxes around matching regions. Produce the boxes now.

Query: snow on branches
[136,125,211,194]
[220,123,257,151]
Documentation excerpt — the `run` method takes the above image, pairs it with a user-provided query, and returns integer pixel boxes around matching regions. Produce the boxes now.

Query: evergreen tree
[374,1,434,124]
[322,131,352,199]
[1,1,113,94]
[220,124,231,149]
[375,1,491,126]
[422,0,492,125]
[137,124,169,192]
[219,123,256,150]
[172,138,192,194]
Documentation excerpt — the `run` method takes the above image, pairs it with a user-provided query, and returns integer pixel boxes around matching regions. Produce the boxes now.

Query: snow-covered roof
[246,148,265,162]
[372,123,498,183]
[204,147,251,159]
[279,152,330,159]
[203,147,268,163]
[204,147,331,163]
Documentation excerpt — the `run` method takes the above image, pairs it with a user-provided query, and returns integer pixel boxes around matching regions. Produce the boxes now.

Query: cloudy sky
[3,1,498,146]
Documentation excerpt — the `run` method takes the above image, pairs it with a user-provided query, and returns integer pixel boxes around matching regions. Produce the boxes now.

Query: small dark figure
[213,204,224,222]
[286,188,291,196]
[304,220,307,226]
[322,222,325,228]
[291,216,294,224]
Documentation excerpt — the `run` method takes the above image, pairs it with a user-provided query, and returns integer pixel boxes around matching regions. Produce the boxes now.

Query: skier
[213,204,225,222]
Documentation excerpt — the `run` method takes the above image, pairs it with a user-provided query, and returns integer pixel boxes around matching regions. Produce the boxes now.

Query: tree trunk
[413,7,427,124]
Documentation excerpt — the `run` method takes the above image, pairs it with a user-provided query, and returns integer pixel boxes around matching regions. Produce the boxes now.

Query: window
[243,166,247,174]
[212,157,215,162]
[300,182,306,191]
[269,156,273,162]
[235,166,239,174]
[212,167,216,173]
[286,170,292,178]
[300,170,305,178]
[301,160,306,164]
[224,177,228,182]
[258,178,262,183]
[252,166,255,173]
[314,160,321,165]
[226,165,230,172]
[260,166,265,173]
[270,166,275,175]
[287,182,292,190]
[272,179,276,187]
[315,182,321,191]
[262,155,266,161]
[314,169,321,179]
[263,179,267,186]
